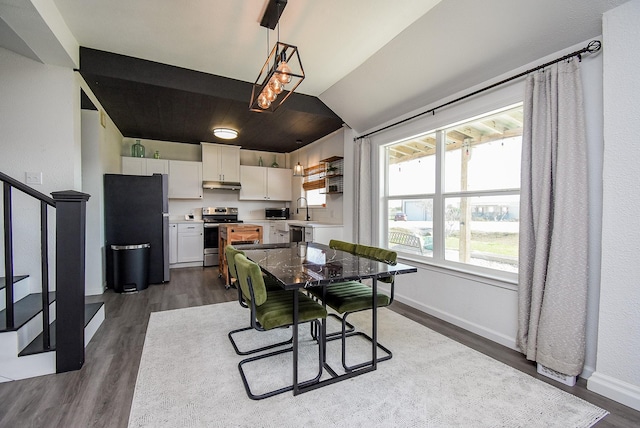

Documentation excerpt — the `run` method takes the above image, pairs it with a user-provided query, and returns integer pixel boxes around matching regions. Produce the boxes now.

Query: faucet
[296,197,310,221]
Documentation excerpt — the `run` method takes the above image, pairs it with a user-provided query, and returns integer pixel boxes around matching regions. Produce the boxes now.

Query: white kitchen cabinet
[146,158,169,175]
[239,165,292,201]
[122,157,169,175]
[269,222,289,243]
[122,157,145,175]
[176,223,203,263]
[201,142,240,183]
[169,223,178,264]
[168,160,202,199]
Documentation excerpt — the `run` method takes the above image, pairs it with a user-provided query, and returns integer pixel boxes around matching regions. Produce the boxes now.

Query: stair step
[19,302,104,357]
[0,292,56,331]
[0,275,29,290]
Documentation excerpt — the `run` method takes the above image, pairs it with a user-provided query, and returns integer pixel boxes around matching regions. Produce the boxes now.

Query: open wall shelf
[320,156,344,194]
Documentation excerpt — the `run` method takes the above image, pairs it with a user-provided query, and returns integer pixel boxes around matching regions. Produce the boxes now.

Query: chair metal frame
[225,245,293,356]
[315,241,397,372]
[235,259,325,400]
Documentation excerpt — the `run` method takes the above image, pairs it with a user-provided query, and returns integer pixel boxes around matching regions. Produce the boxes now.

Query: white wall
[0,47,81,292]
[81,110,103,295]
[588,0,640,411]
[80,96,123,295]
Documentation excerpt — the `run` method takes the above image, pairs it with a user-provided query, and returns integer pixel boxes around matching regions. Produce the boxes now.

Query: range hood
[202,181,242,190]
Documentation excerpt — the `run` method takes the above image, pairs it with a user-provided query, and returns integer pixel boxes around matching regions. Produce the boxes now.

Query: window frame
[374,94,523,283]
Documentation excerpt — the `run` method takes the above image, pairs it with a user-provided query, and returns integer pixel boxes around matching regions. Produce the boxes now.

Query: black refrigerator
[104,174,170,287]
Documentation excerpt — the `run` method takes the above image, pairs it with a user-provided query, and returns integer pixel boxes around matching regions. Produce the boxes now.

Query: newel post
[52,190,90,373]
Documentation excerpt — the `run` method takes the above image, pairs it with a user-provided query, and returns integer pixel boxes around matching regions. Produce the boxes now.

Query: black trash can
[111,243,150,293]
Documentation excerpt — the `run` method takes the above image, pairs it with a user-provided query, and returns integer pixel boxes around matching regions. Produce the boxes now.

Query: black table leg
[293,289,299,395]
[372,277,378,370]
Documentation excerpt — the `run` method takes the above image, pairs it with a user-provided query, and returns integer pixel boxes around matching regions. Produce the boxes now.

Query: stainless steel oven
[202,207,240,267]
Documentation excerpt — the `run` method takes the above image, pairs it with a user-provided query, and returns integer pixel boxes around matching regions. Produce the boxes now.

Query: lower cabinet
[270,223,290,243]
[170,222,203,267]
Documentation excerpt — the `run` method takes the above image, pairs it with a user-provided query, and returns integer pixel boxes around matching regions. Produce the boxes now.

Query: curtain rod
[354,40,602,141]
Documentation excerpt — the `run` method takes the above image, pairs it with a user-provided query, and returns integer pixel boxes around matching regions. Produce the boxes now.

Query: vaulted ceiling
[0,0,630,153]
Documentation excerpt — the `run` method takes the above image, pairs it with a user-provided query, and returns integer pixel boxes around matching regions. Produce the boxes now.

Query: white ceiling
[2,0,631,136]
[52,0,442,96]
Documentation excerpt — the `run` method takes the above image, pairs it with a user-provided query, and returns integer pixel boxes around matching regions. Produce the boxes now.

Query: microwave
[265,207,289,219]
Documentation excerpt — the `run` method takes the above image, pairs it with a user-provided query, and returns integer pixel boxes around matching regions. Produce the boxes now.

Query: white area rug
[128,302,608,427]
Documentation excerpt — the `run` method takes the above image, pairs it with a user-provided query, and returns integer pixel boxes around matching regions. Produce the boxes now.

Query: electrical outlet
[26,172,42,185]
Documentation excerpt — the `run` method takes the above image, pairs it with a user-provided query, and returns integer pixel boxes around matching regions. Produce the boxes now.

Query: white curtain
[353,138,372,245]
[517,60,589,376]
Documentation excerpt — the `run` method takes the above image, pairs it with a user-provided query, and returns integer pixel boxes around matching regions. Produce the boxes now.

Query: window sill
[395,253,518,291]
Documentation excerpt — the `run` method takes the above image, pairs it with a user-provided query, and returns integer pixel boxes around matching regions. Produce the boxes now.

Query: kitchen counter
[169,218,204,224]
[243,219,343,228]
[286,221,343,228]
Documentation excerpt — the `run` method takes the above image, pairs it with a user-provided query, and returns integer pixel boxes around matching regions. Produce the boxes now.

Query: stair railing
[1,171,90,373]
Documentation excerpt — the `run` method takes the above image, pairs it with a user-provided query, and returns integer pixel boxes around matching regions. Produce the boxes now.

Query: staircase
[1,171,104,382]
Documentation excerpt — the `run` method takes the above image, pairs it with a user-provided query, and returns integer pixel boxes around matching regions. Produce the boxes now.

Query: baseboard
[588,371,640,412]
[84,305,105,345]
[394,293,517,350]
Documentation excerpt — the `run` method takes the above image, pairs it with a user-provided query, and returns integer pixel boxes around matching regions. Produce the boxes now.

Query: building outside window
[383,103,523,275]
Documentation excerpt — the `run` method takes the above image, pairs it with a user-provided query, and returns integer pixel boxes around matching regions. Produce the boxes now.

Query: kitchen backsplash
[168,190,342,223]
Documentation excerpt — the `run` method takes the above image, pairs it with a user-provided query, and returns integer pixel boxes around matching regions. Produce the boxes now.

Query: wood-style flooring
[0,266,638,427]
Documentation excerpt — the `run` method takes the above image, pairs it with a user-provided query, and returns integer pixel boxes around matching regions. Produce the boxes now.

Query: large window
[383,104,522,275]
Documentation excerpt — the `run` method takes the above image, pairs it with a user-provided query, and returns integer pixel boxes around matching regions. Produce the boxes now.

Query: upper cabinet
[201,142,240,183]
[122,157,169,176]
[168,160,202,199]
[239,165,292,201]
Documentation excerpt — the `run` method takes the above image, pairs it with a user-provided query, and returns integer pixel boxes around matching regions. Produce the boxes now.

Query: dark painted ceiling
[79,47,344,153]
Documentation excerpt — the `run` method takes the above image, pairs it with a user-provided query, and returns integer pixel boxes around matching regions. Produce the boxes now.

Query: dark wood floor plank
[0,266,638,427]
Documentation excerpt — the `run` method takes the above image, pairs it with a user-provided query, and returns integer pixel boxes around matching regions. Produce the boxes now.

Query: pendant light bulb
[269,78,284,95]
[277,61,292,84]
[258,93,271,109]
[264,86,276,102]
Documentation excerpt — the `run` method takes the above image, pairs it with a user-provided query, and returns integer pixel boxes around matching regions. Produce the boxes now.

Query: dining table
[241,241,418,395]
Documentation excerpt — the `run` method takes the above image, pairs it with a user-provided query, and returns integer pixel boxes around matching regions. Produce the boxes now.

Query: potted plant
[326,164,339,176]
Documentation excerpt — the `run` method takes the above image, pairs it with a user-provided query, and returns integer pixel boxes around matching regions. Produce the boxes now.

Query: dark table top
[242,242,417,290]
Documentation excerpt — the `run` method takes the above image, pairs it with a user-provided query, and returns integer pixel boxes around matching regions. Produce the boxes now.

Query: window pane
[387,132,436,196]
[306,188,325,206]
[387,199,433,257]
[444,195,519,272]
[444,106,522,193]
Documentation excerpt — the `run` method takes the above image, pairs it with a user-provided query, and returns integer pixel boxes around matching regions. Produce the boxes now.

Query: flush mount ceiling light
[213,128,238,139]
[249,0,305,113]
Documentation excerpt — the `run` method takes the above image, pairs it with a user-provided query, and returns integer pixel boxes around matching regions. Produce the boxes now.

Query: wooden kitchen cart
[219,224,263,286]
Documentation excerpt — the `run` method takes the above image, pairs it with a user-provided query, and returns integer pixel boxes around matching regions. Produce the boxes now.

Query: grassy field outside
[445,232,518,257]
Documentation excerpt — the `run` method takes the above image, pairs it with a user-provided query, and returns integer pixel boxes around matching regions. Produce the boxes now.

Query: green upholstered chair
[310,242,397,372]
[226,245,292,356]
[234,253,327,400]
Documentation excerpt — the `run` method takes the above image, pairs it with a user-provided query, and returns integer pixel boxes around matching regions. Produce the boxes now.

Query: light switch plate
[26,172,42,185]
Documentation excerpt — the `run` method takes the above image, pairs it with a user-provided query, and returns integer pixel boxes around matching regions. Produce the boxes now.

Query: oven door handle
[203,223,220,229]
